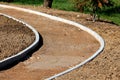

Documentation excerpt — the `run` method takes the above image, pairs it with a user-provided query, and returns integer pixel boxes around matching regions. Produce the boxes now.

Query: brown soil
[0,15,35,60]
[0,4,100,80]
[0,3,119,80]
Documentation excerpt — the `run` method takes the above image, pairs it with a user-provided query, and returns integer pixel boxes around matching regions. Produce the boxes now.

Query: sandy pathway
[0,7,99,80]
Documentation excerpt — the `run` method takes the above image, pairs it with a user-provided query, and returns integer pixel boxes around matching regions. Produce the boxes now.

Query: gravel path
[0,4,100,80]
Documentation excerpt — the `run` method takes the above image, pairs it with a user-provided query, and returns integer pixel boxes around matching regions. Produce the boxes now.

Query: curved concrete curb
[0,4,105,80]
[0,13,40,69]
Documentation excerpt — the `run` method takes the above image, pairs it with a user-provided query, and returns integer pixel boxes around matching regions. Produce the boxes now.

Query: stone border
[0,4,105,80]
[0,13,40,69]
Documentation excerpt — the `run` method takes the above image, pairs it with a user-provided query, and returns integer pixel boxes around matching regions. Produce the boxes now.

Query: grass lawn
[101,13,120,25]
[12,0,75,11]
[1,0,120,25]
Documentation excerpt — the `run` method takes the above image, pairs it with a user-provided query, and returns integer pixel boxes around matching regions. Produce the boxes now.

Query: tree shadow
[101,6,120,15]
[0,32,43,71]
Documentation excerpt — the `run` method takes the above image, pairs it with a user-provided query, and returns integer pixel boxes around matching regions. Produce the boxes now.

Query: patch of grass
[83,0,120,26]
[13,0,43,5]
[52,0,76,11]
[100,0,120,25]
[101,14,120,25]
[1,0,120,25]
[12,0,76,11]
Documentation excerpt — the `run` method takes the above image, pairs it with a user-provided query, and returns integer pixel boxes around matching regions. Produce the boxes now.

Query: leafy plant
[72,0,114,22]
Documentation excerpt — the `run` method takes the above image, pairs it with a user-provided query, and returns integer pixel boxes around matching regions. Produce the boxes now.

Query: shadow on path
[0,33,43,71]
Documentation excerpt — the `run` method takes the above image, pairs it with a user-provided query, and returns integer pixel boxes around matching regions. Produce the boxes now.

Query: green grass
[13,0,43,5]
[52,0,76,11]
[100,0,120,25]
[1,0,120,25]
[83,0,120,26]
[101,14,120,25]
[100,8,120,25]
[12,0,76,11]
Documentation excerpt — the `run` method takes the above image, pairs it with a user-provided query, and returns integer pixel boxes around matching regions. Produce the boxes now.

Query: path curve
[0,4,105,80]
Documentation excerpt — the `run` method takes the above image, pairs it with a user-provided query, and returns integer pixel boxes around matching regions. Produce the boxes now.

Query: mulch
[0,15,35,60]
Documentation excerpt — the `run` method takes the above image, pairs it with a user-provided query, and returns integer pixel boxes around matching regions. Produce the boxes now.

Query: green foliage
[52,0,75,11]
[1,0,75,11]
[101,13,120,25]
[70,0,90,12]
[2,0,44,5]
[71,0,120,22]
[100,0,120,25]
[0,0,120,25]
[71,0,115,12]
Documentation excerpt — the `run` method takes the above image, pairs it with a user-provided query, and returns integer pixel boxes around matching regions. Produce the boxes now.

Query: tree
[72,0,113,22]
[43,0,53,8]
[71,0,89,12]
[91,0,111,22]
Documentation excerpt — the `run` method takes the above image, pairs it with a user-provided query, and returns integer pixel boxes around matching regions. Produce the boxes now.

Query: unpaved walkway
[0,7,99,80]
[1,4,119,80]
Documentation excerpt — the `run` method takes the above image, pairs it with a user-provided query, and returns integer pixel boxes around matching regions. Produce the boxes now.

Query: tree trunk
[43,0,53,8]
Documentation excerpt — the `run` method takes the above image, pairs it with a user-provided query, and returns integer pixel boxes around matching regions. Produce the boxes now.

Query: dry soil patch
[0,5,100,80]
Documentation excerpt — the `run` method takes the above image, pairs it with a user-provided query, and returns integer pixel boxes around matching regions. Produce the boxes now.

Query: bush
[72,0,116,21]
[71,0,90,12]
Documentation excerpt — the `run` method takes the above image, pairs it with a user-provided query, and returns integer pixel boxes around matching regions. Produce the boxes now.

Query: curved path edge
[0,4,105,80]
[0,13,40,69]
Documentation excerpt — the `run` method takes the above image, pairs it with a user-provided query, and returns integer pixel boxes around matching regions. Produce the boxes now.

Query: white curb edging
[0,4,105,80]
[0,13,40,69]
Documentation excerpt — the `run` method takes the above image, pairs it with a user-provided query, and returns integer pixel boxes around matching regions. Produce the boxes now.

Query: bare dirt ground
[0,4,99,80]
[0,15,35,60]
[0,3,120,80]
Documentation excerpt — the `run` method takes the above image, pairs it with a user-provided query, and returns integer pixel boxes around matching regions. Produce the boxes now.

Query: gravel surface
[0,3,120,80]
[0,15,35,60]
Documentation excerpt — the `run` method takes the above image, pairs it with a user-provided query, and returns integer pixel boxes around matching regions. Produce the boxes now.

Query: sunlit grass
[1,0,120,25]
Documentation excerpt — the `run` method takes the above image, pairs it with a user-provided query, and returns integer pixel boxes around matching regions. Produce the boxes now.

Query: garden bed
[0,15,35,60]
